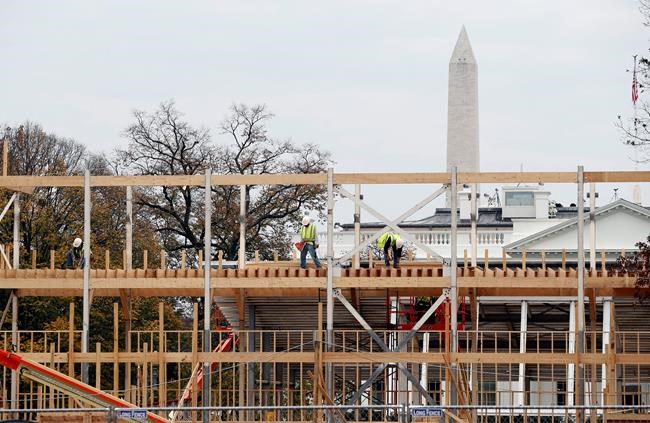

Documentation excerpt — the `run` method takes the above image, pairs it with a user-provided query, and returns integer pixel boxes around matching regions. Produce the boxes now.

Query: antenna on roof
[612,188,620,202]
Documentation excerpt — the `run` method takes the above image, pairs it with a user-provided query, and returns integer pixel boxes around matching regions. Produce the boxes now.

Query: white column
[420,332,430,405]
[601,298,612,407]
[470,184,477,267]
[515,300,528,406]
[568,301,576,407]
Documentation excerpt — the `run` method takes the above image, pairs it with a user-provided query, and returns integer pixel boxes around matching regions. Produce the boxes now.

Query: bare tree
[115,100,213,258]
[115,101,331,262]
[213,104,330,260]
[1,123,87,264]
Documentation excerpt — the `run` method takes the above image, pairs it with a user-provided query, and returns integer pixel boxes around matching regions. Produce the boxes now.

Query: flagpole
[634,55,639,169]
[632,55,642,204]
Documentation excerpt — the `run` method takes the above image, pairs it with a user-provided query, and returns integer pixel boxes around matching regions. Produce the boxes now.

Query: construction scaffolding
[0,168,648,422]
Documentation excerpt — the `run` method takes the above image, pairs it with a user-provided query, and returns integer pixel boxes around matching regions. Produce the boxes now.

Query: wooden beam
[0,170,649,189]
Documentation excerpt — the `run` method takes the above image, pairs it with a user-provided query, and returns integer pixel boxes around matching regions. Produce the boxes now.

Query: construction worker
[299,216,321,269]
[65,237,86,269]
[377,232,404,268]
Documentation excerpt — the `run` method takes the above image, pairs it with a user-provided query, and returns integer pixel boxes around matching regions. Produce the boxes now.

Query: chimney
[459,189,471,220]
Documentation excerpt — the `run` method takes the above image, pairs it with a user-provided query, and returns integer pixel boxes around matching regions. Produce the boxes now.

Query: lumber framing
[1,170,650,188]
[3,168,650,420]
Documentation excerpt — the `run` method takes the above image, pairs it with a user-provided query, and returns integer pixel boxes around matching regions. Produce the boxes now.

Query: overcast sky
[1,0,648,220]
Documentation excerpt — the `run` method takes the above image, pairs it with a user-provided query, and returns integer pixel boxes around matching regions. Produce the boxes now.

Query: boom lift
[0,349,169,422]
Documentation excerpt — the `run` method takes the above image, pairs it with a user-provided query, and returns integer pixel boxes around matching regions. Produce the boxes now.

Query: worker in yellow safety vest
[377,232,404,268]
[299,216,321,269]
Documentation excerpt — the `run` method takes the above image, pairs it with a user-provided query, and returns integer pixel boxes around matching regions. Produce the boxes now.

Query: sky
[1,0,649,222]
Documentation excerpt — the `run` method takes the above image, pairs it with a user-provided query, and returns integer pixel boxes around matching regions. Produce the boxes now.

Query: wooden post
[142,342,148,407]
[273,250,278,262]
[562,249,567,271]
[181,250,186,269]
[143,250,148,271]
[315,302,324,421]
[218,250,223,270]
[122,250,127,270]
[113,303,119,397]
[31,250,36,270]
[198,250,203,270]
[68,303,75,408]
[158,302,166,407]
[95,342,101,389]
[601,250,607,276]
[255,250,260,263]
[191,304,198,418]
[521,249,526,271]
[502,248,507,272]
[105,250,110,271]
[50,250,55,271]
[49,343,55,408]
[463,249,468,270]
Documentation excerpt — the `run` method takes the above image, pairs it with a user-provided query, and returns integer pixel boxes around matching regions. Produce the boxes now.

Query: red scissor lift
[387,292,466,332]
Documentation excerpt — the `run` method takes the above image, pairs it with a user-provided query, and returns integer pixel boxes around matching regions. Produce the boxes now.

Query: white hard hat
[302,216,311,226]
[395,239,404,249]
[73,238,82,248]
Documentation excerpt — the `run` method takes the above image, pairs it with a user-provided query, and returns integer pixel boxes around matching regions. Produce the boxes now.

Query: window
[505,192,534,207]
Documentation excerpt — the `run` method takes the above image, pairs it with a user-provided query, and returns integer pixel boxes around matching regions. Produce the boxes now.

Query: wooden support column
[113,303,119,398]
[354,184,361,269]
[12,194,19,269]
[588,290,597,423]
[191,304,198,421]
[469,290,479,423]
[81,169,91,384]
[67,302,75,408]
[10,294,17,411]
[239,184,246,269]
[325,167,334,405]
[123,296,132,403]
[126,186,132,270]
[576,166,585,423]
[237,290,245,421]
[142,342,148,408]
[121,186,134,403]
[158,302,165,407]
[202,169,212,421]
[449,166,458,407]
[589,183,596,272]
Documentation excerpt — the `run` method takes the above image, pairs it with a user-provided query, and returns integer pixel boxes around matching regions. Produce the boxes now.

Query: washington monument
[446,26,479,174]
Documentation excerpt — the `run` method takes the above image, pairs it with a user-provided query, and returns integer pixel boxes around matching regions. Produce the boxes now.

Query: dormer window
[505,192,534,207]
